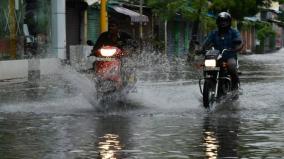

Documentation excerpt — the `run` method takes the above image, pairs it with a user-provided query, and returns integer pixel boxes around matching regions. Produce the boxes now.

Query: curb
[0,58,61,82]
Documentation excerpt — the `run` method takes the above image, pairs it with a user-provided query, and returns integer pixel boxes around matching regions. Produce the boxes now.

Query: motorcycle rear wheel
[203,79,216,109]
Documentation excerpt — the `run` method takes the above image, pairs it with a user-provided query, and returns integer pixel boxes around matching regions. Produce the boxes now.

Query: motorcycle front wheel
[203,79,216,109]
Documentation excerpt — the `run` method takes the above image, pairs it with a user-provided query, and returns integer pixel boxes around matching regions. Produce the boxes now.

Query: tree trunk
[187,9,201,62]
[164,20,168,54]
[189,9,201,54]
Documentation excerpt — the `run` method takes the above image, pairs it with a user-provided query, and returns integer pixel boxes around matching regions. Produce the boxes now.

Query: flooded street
[0,50,284,159]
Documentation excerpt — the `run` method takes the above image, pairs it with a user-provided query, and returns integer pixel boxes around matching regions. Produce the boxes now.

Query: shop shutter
[178,22,185,55]
[167,21,175,56]
[66,0,81,59]
[87,8,100,42]
[185,22,190,53]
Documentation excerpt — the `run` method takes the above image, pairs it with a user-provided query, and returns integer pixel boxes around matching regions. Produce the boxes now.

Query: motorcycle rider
[198,12,243,90]
[90,19,133,56]
[89,19,136,90]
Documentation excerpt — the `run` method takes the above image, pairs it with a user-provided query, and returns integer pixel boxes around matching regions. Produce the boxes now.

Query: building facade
[0,0,66,80]
[0,0,53,60]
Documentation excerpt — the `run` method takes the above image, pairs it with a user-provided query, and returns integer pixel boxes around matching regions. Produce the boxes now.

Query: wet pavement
[0,50,284,159]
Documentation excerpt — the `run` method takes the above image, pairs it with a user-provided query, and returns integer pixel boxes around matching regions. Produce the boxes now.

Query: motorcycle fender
[95,60,121,81]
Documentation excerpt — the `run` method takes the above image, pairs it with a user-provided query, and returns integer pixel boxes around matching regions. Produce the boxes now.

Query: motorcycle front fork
[214,72,220,99]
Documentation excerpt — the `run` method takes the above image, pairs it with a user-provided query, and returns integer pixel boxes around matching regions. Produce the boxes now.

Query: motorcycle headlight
[204,59,216,67]
[99,48,117,57]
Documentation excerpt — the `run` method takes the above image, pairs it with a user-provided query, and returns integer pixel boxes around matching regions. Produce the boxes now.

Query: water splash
[59,64,99,107]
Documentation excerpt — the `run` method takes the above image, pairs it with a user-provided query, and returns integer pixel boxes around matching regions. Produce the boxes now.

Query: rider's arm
[231,29,244,52]
[120,32,133,46]
[90,32,108,56]
[198,31,215,54]
[118,32,136,56]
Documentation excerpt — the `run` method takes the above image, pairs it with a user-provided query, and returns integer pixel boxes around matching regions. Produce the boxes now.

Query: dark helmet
[216,12,232,29]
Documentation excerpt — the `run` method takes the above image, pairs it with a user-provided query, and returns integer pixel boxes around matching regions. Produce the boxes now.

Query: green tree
[146,0,209,21]
[146,0,283,20]
[210,0,284,20]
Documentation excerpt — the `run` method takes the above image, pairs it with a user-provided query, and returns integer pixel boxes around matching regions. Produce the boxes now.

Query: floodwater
[0,50,284,159]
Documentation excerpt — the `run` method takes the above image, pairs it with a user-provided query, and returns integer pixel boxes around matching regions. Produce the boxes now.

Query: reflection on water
[202,108,240,159]
[203,131,218,159]
[98,134,122,159]
[95,116,132,159]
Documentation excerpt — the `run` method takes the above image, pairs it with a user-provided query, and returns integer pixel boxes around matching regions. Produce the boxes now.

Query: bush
[255,22,276,53]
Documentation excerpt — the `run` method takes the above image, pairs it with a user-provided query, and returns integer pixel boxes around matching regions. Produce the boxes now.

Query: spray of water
[58,64,99,107]
[0,47,203,113]
[121,49,203,111]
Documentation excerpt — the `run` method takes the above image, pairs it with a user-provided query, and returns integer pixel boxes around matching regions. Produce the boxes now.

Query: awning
[110,6,149,23]
[244,16,259,22]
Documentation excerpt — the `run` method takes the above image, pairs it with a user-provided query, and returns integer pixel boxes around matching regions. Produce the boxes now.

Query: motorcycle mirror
[87,40,95,46]
[217,54,222,60]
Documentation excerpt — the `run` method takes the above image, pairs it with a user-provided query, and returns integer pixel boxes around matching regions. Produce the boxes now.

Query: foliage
[209,0,280,20]
[256,21,275,42]
[240,20,255,31]
[200,16,216,33]
[146,0,282,21]
[35,0,51,34]
[146,0,187,20]
[0,1,8,38]
[146,0,209,21]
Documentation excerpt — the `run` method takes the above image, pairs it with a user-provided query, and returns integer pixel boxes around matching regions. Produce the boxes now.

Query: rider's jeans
[227,58,239,88]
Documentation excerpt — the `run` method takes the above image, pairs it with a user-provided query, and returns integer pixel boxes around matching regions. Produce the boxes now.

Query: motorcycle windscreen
[95,60,121,81]
[205,50,220,59]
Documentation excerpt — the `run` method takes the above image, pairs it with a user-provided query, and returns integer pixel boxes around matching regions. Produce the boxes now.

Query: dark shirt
[203,28,242,59]
[93,31,132,52]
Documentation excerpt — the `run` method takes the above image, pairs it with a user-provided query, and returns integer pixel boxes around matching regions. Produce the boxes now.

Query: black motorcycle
[199,48,240,109]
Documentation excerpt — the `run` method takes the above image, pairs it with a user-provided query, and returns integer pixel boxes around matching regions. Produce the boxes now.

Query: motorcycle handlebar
[221,49,228,54]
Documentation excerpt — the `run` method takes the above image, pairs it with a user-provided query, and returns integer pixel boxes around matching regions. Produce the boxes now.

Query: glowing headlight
[204,59,216,67]
[100,48,117,57]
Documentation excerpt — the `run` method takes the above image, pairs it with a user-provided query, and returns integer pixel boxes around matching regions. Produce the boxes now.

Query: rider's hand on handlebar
[88,52,95,57]
[224,48,235,52]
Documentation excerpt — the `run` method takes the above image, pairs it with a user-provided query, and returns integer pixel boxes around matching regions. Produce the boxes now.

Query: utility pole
[188,8,201,61]
[164,20,167,54]
[100,0,108,33]
[9,0,17,59]
[139,0,143,39]
[83,0,88,44]
[139,0,144,52]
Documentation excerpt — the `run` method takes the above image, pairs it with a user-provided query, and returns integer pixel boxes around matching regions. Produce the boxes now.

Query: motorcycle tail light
[204,59,216,67]
[99,47,118,57]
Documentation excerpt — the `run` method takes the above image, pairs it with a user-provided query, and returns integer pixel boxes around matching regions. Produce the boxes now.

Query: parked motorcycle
[87,40,137,104]
[198,48,240,109]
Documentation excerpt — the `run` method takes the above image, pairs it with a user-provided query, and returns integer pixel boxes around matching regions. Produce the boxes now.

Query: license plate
[204,67,220,71]
[95,57,116,61]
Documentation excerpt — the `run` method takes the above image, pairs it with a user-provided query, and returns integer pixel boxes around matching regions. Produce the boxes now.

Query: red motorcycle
[87,40,137,103]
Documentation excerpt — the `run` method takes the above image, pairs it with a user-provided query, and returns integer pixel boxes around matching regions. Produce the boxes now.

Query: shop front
[0,0,53,60]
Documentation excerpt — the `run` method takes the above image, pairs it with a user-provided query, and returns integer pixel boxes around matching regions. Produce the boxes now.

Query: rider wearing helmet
[199,12,243,90]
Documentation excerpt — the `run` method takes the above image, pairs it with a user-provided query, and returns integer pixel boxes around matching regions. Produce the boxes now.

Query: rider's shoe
[231,82,240,100]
